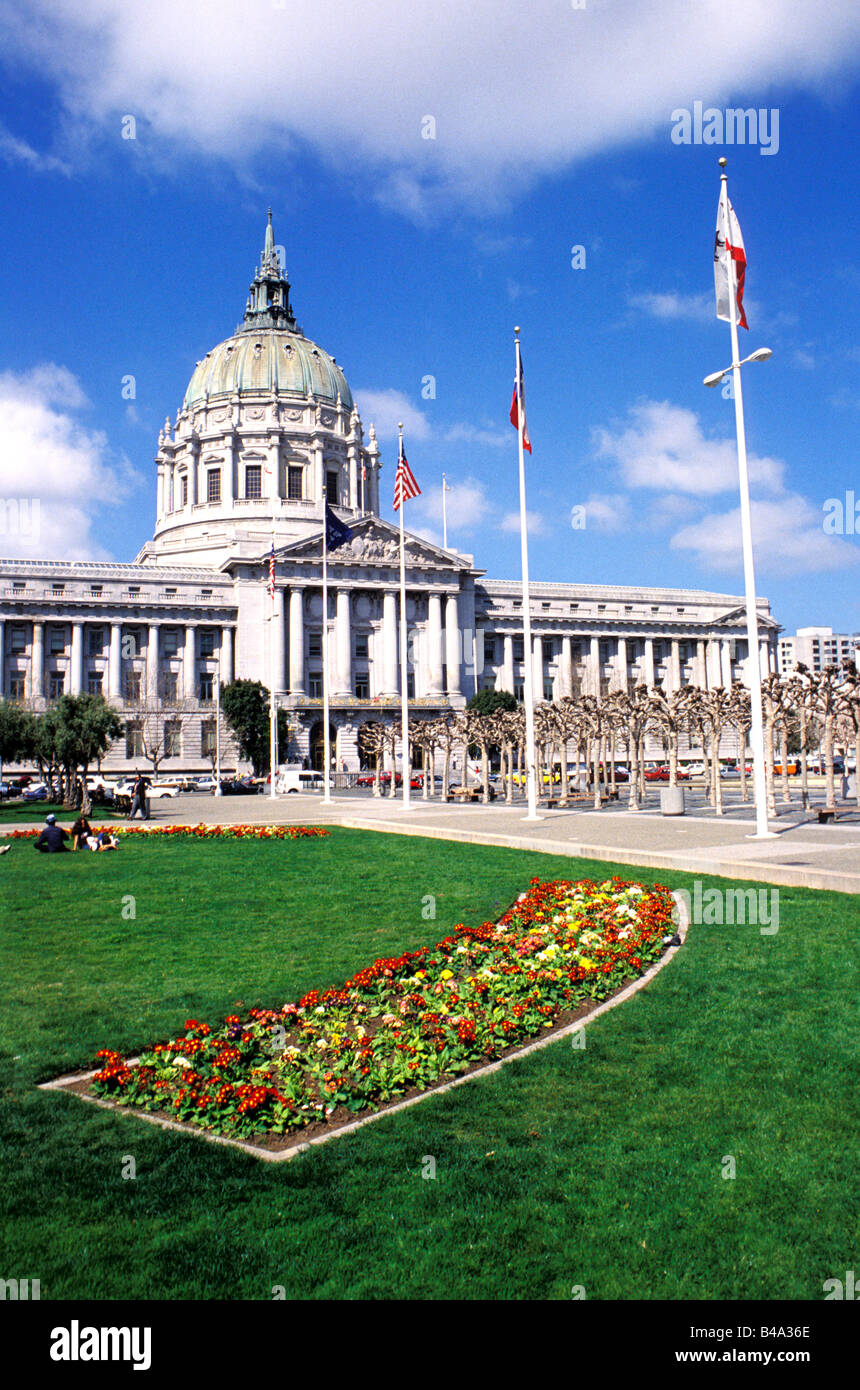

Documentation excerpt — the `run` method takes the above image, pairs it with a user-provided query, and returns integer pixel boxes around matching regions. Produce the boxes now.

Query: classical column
[32,621,44,701]
[720,639,733,688]
[336,588,351,696]
[759,639,770,679]
[184,625,196,700]
[532,635,544,700]
[314,441,325,505]
[156,464,165,520]
[348,449,358,510]
[188,440,199,506]
[502,633,515,694]
[147,624,160,704]
[383,590,398,695]
[589,634,601,697]
[271,589,285,693]
[615,635,628,692]
[221,626,234,684]
[70,622,84,696]
[697,639,707,688]
[643,636,655,688]
[670,638,681,692]
[560,634,573,697]
[427,592,445,696]
[109,623,122,701]
[445,593,460,696]
[289,588,305,694]
[0,619,4,697]
[706,638,721,689]
[224,433,235,505]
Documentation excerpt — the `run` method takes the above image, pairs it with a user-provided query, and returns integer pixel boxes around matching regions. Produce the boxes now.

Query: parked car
[23,782,49,800]
[644,767,690,783]
[193,775,217,793]
[275,769,324,794]
[147,782,178,799]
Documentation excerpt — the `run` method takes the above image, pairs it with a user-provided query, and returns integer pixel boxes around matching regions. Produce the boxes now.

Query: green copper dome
[183,328,353,410]
[182,211,353,411]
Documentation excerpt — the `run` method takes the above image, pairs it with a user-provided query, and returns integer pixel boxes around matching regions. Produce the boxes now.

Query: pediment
[716,605,780,632]
[277,517,470,571]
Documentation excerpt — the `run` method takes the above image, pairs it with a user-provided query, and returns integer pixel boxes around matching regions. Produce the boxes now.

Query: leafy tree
[466,689,518,716]
[47,695,124,810]
[219,679,290,775]
[0,699,32,770]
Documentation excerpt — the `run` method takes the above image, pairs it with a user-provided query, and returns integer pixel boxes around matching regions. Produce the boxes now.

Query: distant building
[0,214,781,773]
[777,627,860,676]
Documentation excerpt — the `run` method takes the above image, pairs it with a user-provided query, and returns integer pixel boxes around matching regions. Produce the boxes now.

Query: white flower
[172,1056,191,1068]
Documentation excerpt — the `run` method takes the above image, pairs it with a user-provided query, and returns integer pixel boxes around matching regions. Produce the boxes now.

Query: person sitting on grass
[70,814,95,851]
[33,813,70,853]
[94,829,120,851]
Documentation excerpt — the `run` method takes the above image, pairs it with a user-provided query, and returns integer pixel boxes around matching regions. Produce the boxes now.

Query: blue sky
[0,0,858,634]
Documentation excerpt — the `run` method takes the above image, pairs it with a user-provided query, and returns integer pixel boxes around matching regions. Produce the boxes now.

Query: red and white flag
[393,453,420,510]
[267,541,276,599]
[714,184,749,330]
[510,353,532,453]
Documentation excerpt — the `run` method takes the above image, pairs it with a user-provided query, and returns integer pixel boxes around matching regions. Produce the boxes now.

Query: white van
[275,768,323,794]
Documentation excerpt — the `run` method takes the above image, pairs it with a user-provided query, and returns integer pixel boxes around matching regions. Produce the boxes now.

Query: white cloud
[409,477,494,536]
[0,123,71,174]
[442,422,509,448]
[0,364,133,559]
[352,389,430,442]
[3,2,860,212]
[500,510,547,536]
[628,291,713,323]
[671,495,860,576]
[594,400,785,497]
[582,493,634,533]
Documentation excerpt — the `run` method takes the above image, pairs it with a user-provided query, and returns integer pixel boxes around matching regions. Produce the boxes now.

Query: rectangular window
[199,630,216,656]
[288,466,303,500]
[325,471,339,504]
[89,584,103,596]
[128,586,140,595]
[245,464,262,500]
[354,633,369,659]
[164,721,182,758]
[544,678,554,701]
[126,720,144,758]
[87,671,103,696]
[49,628,66,654]
[513,638,524,661]
[51,584,65,595]
[514,680,525,702]
[48,672,65,699]
[308,633,322,659]
[161,629,180,656]
[199,673,214,702]
[124,671,142,702]
[180,474,189,507]
[207,469,221,503]
[354,672,370,699]
[9,675,25,700]
[11,627,26,652]
[406,672,415,699]
[308,671,323,698]
[201,720,216,758]
[12,581,25,592]
[160,671,178,703]
[88,628,104,656]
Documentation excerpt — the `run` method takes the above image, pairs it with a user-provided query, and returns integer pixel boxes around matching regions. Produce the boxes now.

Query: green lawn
[0,800,122,823]
[0,827,856,1300]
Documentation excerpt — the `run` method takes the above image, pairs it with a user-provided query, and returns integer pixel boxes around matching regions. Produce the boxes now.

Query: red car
[644,767,690,782]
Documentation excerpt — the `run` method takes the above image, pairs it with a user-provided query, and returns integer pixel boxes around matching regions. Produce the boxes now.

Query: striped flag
[510,354,532,453]
[393,453,421,510]
[714,184,749,330]
[267,542,276,599]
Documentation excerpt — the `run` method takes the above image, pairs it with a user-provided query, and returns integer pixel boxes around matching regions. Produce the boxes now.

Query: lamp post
[703,326,775,838]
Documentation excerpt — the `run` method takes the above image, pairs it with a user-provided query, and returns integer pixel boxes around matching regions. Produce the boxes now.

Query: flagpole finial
[514,325,520,336]
[719,156,727,171]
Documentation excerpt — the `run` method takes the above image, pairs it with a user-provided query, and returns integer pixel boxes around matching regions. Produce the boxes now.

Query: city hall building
[0,215,780,773]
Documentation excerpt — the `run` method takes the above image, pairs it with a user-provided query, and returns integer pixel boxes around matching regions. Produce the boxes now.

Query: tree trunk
[481,744,490,804]
[799,707,809,804]
[669,729,678,787]
[764,714,777,817]
[824,714,836,810]
[592,739,601,810]
[443,747,451,801]
[388,742,397,798]
[559,742,569,806]
[628,726,640,810]
[712,727,723,814]
[505,742,514,804]
[780,726,791,802]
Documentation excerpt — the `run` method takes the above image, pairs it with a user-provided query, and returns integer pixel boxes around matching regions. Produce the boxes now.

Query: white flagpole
[321,491,333,804]
[515,328,539,821]
[214,642,222,795]
[268,532,278,800]
[442,473,448,550]
[720,159,772,839]
[398,424,411,810]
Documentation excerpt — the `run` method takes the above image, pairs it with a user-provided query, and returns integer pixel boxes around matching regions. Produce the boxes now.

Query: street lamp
[703,327,775,837]
[703,347,772,388]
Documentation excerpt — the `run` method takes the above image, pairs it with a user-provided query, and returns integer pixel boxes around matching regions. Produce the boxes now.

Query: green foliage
[219,679,290,774]
[0,699,33,763]
[466,689,518,716]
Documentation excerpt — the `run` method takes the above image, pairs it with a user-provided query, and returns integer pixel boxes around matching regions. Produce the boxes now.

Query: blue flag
[325,504,353,551]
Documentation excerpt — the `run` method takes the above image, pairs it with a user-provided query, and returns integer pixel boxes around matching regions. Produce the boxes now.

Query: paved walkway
[7,791,860,893]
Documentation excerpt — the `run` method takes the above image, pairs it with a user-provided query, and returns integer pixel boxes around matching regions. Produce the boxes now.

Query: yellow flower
[440,969,454,980]
[578,957,596,970]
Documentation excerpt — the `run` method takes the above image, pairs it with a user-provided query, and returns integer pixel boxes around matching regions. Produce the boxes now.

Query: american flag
[393,453,420,511]
[267,542,276,599]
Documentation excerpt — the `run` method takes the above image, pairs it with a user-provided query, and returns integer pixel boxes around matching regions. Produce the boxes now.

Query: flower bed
[89,876,676,1143]
[6,824,329,841]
